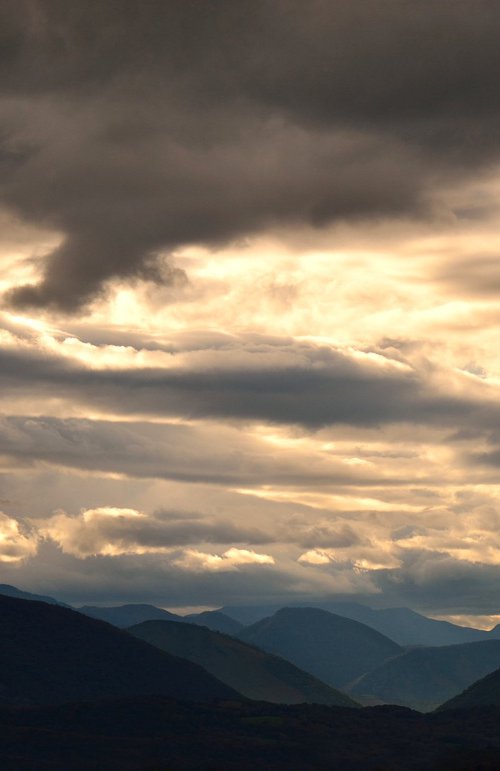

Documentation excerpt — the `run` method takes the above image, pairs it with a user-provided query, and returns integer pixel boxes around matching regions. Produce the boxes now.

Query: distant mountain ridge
[79,603,181,627]
[317,602,499,646]
[78,603,242,634]
[0,594,238,706]
[223,600,500,647]
[0,583,69,607]
[3,583,498,649]
[238,607,402,688]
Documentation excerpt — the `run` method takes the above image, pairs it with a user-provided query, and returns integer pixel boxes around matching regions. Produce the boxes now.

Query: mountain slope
[129,619,357,707]
[78,603,182,627]
[237,607,401,688]
[317,602,494,646]
[222,603,284,625]
[438,666,500,710]
[0,583,69,607]
[184,610,243,635]
[350,639,500,711]
[0,594,238,706]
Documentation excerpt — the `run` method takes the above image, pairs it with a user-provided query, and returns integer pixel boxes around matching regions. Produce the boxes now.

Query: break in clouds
[1,1,500,620]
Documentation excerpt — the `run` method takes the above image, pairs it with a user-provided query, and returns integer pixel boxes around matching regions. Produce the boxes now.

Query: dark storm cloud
[295,523,363,550]
[471,447,500,467]
[0,337,498,431]
[2,0,500,310]
[373,550,500,615]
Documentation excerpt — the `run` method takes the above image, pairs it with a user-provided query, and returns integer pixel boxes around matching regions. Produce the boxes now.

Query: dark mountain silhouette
[0,697,499,770]
[184,609,243,635]
[0,594,238,706]
[350,639,500,711]
[129,619,357,706]
[0,583,69,607]
[223,600,496,646]
[438,665,500,710]
[78,603,182,627]
[237,607,401,688]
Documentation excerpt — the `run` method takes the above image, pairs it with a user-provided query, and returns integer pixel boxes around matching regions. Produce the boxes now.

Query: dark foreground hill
[129,619,357,706]
[438,665,500,710]
[350,639,500,711]
[238,607,402,688]
[0,594,237,705]
[0,697,499,770]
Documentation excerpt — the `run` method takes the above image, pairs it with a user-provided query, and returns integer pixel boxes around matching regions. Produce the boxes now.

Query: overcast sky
[2,1,500,625]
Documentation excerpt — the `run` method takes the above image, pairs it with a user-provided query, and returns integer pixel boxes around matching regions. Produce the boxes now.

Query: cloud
[3,1,500,310]
[172,547,275,572]
[37,506,271,558]
[373,550,500,615]
[0,511,38,562]
[298,549,332,566]
[436,254,500,298]
[292,522,363,549]
[297,547,401,572]
[0,332,498,432]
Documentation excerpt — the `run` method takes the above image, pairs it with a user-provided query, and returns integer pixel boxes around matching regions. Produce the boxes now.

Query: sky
[2,1,500,624]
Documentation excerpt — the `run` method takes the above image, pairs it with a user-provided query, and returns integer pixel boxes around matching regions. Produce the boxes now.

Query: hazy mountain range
[1,584,500,768]
[222,601,500,646]
[80,602,243,634]
[3,584,500,715]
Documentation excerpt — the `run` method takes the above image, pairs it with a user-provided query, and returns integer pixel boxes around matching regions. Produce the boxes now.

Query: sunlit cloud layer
[0,512,38,563]
[1,1,500,623]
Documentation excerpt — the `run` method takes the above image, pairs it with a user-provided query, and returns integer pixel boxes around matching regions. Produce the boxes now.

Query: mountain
[0,594,238,706]
[237,607,401,688]
[129,619,357,707]
[438,665,500,710]
[223,600,495,646]
[0,583,69,607]
[184,610,243,635]
[222,603,284,625]
[78,603,182,627]
[350,639,500,712]
[316,602,495,647]
[78,604,243,635]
